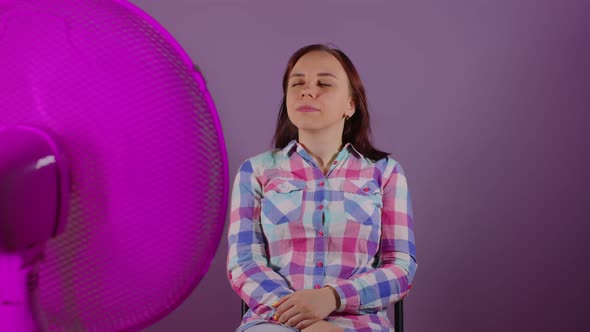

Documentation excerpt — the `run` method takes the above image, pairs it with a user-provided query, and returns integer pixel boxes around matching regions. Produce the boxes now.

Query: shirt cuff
[326,280,360,312]
[262,308,276,321]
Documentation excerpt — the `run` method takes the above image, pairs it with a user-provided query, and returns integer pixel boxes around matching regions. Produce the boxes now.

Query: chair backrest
[240,299,404,332]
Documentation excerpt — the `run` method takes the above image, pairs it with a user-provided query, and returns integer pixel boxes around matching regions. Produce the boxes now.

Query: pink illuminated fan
[0,1,228,331]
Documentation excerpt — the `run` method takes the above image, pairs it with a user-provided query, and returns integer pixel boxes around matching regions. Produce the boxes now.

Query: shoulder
[238,148,284,175]
[368,155,407,184]
[384,156,404,173]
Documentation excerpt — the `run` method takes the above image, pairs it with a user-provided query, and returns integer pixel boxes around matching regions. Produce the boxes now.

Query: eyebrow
[289,72,337,79]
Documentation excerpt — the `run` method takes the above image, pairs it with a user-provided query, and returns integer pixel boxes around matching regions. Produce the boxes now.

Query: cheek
[320,93,342,108]
[330,92,351,109]
[286,88,298,101]
[285,93,295,112]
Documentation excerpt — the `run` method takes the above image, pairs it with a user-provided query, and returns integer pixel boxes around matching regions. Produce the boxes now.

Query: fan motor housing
[0,126,67,252]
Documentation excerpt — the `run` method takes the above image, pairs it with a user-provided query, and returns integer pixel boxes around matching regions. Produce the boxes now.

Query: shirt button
[332,160,338,165]
[363,187,370,192]
[318,230,324,237]
[317,261,323,267]
[314,284,321,289]
[319,181,325,187]
[318,205,324,210]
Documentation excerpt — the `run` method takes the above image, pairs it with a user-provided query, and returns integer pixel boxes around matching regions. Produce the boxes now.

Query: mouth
[296,105,320,112]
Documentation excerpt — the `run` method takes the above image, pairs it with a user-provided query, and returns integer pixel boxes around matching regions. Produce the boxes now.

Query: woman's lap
[243,323,298,332]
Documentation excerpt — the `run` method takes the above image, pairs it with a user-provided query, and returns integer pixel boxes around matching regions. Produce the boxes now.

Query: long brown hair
[272,44,388,162]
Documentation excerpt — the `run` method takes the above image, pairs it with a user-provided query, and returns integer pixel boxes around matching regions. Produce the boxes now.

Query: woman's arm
[226,159,294,319]
[327,159,418,314]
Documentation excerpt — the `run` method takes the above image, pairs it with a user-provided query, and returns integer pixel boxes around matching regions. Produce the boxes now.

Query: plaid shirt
[227,140,418,332]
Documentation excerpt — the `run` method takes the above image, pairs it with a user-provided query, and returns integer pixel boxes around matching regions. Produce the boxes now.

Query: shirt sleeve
[327,159,418,314]
[226,159,294,319]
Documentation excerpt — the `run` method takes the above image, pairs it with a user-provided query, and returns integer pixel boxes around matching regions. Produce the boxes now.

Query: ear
[346,97,355,118]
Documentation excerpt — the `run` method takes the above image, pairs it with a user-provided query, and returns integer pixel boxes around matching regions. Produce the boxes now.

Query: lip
[296,105,320,112]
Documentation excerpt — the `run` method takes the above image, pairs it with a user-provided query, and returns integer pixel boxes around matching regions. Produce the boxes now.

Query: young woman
[227,44,418,332]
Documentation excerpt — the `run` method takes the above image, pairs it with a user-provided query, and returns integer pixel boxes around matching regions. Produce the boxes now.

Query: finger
[284,310,309,328]
[277,304,302,325]
[272,293,292,308]
[275,297,295,317]
[295,318,320,330]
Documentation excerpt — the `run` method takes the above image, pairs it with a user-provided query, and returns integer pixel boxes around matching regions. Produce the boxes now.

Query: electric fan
[0,0,228,331]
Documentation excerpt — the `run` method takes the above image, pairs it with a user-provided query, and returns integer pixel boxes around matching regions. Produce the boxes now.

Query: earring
[344,114,350,121]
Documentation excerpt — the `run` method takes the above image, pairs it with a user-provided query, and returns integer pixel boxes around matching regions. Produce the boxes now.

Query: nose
[301,86,313,98]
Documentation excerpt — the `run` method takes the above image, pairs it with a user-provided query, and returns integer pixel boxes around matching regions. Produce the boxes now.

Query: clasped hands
[271,286,343,331]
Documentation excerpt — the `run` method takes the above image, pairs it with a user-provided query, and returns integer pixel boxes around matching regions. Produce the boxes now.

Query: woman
[227,44,418,332]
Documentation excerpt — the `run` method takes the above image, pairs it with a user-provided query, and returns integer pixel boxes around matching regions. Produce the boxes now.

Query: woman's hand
[301,320,344,332]
[272,287,339,329]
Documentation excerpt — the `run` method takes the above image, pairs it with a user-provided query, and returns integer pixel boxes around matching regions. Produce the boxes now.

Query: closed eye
[290,81,332,88]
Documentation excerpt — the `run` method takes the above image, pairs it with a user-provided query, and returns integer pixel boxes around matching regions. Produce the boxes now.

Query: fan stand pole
[0,252,44,332]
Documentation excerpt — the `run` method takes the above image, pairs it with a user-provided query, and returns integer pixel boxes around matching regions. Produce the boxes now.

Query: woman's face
[286,51,355,134]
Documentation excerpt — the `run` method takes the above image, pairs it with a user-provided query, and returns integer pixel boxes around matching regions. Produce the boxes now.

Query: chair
[241,299,404,331]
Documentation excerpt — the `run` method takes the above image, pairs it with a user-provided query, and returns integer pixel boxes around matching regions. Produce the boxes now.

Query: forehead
[291,51,345,76]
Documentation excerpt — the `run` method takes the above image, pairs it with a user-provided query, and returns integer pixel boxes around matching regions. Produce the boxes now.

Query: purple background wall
[128,1,589,331]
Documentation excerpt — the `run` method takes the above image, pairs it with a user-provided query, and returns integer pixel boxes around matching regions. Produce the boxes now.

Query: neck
[298,129,343,172]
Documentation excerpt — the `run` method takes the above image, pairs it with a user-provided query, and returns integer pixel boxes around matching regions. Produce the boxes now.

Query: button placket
[314,178,327,286]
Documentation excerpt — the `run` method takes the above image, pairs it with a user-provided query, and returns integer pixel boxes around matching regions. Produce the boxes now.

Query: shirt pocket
[342,179,383,225]
[261,178,306,225]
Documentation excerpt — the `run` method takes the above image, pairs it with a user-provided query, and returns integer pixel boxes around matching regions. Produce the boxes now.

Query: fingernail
[273,314,278,321]
[271,301,278,307]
